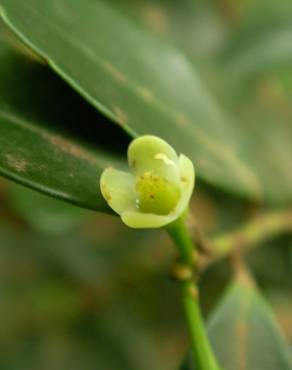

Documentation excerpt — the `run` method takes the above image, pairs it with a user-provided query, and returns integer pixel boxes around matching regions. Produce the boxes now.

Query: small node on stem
[167,216,220,370]
[171,261,193,282]
[191,249,199,266]
[188,284,199,300]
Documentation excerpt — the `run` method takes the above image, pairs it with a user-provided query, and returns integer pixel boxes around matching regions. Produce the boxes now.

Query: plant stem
[167,217,219,370]
[202,210,292,269]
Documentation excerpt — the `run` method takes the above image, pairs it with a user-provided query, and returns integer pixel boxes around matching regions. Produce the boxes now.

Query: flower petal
[178,154,195,202]
[121,209,178,229]
[170,154,196,218]
[100,168,136,215]
[128,135,180,183]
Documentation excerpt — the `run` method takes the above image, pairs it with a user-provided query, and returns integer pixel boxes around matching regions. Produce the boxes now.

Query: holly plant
[1,1,292,370]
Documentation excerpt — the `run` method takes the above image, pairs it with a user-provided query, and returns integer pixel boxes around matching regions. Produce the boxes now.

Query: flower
[100,135,195,228]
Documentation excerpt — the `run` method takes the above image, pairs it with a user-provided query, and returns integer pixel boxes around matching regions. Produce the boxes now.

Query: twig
[195,210,292,270]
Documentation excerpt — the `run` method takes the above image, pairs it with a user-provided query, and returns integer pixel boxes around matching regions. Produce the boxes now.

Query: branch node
[171,261,193,282]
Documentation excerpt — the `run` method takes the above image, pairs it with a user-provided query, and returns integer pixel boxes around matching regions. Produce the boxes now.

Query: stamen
[154,153,176,166]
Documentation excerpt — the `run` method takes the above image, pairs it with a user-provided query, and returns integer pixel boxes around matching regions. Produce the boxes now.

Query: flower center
[135,172,180,215]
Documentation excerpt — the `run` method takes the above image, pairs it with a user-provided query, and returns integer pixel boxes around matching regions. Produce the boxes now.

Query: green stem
[166,217,219,370]
[204,210,292,269]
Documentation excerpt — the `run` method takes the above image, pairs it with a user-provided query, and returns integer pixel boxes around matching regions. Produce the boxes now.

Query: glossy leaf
[0,34,127,211]
[105,2,292,208]
[208,274,292,370]
[0,0,281,204]
[1,1,292,204]
[222,8,292,86]
[225,31,292,85]
[106,0,229,61]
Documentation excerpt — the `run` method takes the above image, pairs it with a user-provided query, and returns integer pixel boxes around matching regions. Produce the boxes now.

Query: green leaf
[0,32,127,212]
[218,0,292,87]
[208,273,292,370]
[106,0,229,61]
[182,272,292,370]
[0,0,269,202]
[1,1,292,204]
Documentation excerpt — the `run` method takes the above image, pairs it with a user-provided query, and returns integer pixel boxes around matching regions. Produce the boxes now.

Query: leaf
[106,0,229,61]
[182,272,292,370]
[208,272,292,370]
[107,2,292,206]
[221,1,292,86]
[0,31,127,211]
[0,0,273,203]
[2,1,292,204]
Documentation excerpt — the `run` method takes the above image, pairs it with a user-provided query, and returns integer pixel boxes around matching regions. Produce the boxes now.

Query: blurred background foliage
[0,0,292,369]
[1,174,292,370]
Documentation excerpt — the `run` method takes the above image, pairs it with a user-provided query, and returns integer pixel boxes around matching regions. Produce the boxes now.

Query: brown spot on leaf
[181,176,188,182]
[50,135,96,163]
[137,87,155,102]
[113,106,128,125]
[176,113,189,127]
[100,60,128,84]
[143,4,169,34]
[5,154,27,173]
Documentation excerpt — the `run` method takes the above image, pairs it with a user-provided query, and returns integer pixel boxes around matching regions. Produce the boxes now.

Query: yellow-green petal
[178,154,195,205]
[128,135,180,184]
[121,209,178,229]
[164,154,195,221]
[100,168,136,215]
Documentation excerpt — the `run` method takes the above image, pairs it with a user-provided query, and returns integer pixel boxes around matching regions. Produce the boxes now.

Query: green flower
[100,135,195,228]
